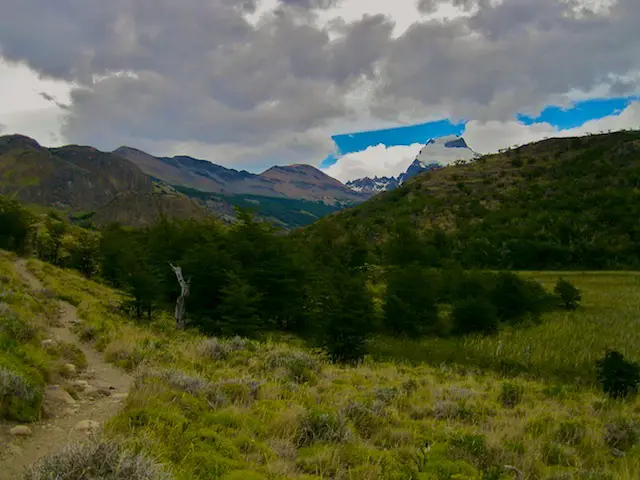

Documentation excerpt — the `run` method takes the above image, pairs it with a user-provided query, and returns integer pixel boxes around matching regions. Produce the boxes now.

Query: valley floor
[1,257,639,479]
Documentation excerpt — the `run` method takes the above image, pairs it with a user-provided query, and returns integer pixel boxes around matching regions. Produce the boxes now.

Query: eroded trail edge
[0,260,132,480]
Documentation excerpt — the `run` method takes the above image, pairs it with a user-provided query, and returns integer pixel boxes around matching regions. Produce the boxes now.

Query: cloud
[0,0,394,168]
[1,0,639,170]
[466,101,640,154]
[326,101,640,182]
[323,142,423,181]
[373,0,640,123]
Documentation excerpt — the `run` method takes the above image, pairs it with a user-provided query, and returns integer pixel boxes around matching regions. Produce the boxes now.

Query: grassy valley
[1,257,637,480]
[1,130,640,480]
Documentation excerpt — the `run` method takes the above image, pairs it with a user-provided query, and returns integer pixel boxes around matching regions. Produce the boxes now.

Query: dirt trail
[0,260,132,479]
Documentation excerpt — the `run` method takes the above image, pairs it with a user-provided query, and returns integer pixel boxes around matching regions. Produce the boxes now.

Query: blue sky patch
[517,95,639,129]
[321,96,637,168]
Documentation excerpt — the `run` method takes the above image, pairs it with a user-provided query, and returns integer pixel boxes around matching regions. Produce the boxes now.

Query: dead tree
[169,263,190,329]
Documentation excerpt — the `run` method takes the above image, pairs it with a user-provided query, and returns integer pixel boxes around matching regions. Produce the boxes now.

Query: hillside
[0,135,206,227]
[312,130,640,269]
[115,147,365,204]
[1,254,639,479]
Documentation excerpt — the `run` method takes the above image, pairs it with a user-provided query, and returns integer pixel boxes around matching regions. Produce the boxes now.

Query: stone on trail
[75,420,100,432]
[10,425,33,436]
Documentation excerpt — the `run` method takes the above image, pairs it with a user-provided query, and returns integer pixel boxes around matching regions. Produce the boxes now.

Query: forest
[0,193,588,363]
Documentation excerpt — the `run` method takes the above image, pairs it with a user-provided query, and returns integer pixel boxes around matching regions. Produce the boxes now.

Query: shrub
[499,382,524,408]
[0,366,42,421]
[0,304,38,342]
[451,297,499,336]
[603,417,639,452]
[265,350,321,384]
[554,278,581,310]
[596,350,640,399]
[296,408,350,447]
[198,338,233,361]
[22,439,173,480]
[383,265,440,338]
[490,272,550,323]
[136,368,212,397]
[555,421,586,446]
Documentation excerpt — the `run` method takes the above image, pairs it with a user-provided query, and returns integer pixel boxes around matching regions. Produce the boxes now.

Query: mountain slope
[346,135,479,195]
[260,164,364,203]
[0,135,206,226]
[0,135,152,210]
[309,130,640,269]
[116,147,364,204]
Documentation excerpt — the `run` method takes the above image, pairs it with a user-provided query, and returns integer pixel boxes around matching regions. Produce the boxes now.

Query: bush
[296,408,350,447]
[490,272,550,323]
[499,381,524,408]
[451,297,499,336]
[22,439,173,480]
[0,366,42,421]
[383,265,440,338]
[604,417,639,451]
[265,349,321,383]
[554,278,581,310]
[596,350,640,399]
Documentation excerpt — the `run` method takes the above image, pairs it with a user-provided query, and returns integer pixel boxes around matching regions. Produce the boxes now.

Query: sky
[0,0,639,182]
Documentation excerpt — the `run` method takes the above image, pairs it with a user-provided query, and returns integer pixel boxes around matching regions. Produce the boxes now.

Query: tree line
[0,195,584,363]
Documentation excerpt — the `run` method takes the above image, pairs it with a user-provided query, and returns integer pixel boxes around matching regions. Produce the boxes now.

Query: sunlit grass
[23,258,640,479]
[370,271,640,385]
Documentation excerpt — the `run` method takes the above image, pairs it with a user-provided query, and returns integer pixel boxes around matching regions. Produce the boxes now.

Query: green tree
[383,265,440,337]
[216,271,263,337]
[36,214,68,265]
[0,195,34,254]
[596,350,640,399]
[554,278,581,310]
[451,297,499,336]
[319,271,374,363]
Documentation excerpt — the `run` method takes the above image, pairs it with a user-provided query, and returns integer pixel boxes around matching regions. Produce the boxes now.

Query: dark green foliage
[319,271,375,364]
[490,272,550,323]
[36,214,67,265]
[0,195,34,254]
[304,131,640,271]
[499,382,524,408]
[451,297,499,336]
[215,272,263,337]
[383,265,439,337]
[554,278,581,310]
[596,350,640,399]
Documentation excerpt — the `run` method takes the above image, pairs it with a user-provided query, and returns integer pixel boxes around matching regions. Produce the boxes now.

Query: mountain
[345,135,479,195]
[260,164,364,203]
[346,176,399,194]
[0,135,205,226]
[308,130,640,270]
[115,147,365,204]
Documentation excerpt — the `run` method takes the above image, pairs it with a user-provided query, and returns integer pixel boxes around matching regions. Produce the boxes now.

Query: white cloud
[466,101,640,153]
[323,142,423,182]
[326,101,640,182]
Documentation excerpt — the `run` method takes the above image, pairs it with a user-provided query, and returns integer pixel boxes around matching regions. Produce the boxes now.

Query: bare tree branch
[170,263,190,329]
[504,465,524,480]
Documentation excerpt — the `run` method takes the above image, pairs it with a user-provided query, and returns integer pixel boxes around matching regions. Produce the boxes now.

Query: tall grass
[370,271,640,384]
[24,258,640,480]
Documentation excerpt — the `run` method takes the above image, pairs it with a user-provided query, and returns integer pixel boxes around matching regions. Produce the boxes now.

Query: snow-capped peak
[347,136,479,196]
